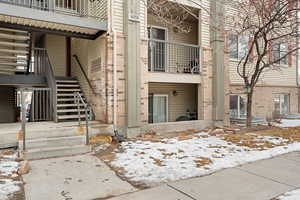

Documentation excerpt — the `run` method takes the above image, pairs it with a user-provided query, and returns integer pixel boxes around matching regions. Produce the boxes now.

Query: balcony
[0,0,107,38]
[148,39,202,84]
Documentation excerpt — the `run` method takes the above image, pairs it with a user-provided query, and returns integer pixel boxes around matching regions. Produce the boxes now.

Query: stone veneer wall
[228,85,299,119]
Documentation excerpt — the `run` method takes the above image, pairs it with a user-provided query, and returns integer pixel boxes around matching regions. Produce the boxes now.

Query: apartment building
[225,2,299,122]
[1,0,295,158]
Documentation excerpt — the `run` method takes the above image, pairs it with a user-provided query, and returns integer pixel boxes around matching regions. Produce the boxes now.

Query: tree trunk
[246,90,253,127]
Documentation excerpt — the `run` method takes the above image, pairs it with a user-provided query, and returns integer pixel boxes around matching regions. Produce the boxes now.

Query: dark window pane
[230,95,238,110]
[229,35,238,59]
[280,43,288,65]
[238,36,248,60]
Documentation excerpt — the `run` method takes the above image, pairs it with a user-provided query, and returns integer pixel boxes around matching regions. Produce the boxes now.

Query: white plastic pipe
[110,0,118,132]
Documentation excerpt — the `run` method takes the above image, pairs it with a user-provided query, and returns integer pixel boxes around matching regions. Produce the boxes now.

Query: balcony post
[48,0,54,11]
[125,0,141,137]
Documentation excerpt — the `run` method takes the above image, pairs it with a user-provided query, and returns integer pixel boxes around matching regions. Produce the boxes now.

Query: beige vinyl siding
[140,0,147,39]
[112,0,124,33]
[200,0,210,48]
[149,83,197,122]
[44,35,66,77]
[226,3,297,87]
[229,60,297,86]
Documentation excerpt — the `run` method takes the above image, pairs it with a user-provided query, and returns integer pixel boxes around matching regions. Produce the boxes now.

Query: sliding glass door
[149,94,168,123]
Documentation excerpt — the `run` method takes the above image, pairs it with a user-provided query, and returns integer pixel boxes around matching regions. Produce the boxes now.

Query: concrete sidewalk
[108,152,300,200]
[23,154,137,200]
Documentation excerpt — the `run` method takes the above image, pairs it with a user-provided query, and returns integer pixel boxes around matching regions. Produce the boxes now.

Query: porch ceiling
[0,3,107,38]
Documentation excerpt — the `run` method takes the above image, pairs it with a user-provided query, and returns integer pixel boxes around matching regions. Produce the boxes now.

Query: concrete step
[0,33,30,40]
[0,27,28,34]
[18,135,86,150]
[57,84,80,88]
[57,109,85,113]
[0,41,29,48]
[0,62,27,67]
[0,122,113,148]
[57,115,89,120]
[57,98,76,102]
[57,93,83,97]
[19,145,91,160]
[57,104,85,107]
[57,88,81,92]
[0,48,28,55]
[0,55,27,60]
[56,79,78,83]
[0,68,26,73]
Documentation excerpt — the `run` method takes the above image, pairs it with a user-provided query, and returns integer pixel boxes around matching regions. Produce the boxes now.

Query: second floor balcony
[0,0,107,38]
[148,39,201,74]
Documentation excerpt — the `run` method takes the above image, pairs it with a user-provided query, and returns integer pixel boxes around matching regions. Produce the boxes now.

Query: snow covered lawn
[273,119,300,128]
[276,189,300,200]
[105,127,300,187]
[0,151,22,200]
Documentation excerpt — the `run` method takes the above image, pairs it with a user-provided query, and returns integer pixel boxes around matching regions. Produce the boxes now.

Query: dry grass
[194,157,213,168]
[222,126,300,150]
[258,127,300,142]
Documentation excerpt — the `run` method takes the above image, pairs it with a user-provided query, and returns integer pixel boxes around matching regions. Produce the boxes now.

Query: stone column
[124,0,141,137]
[210,0,225,121]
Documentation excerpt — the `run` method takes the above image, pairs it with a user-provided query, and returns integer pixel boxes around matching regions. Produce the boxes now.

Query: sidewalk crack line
[167,184,197,200]
[236,167,296,188]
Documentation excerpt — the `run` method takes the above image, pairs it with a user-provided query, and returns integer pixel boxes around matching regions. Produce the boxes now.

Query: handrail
[72,55,96,95]
[74,92,92,145]
[33,48,57,122]
[26,32,32,75]
[0,0,107,21]
[149,38,201,48]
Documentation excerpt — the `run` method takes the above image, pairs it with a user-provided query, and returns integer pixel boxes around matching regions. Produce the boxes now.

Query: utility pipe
[110,0,118,132]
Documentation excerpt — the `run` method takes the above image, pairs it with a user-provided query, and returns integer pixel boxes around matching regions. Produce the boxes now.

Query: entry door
[152,95,168,123]
[148,27,167,72]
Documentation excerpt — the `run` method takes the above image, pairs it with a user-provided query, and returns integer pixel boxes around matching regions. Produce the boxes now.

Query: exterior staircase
[16,121,113,160]
[55,77,91,122]
[19,135,91,160]
[0,28,31,74]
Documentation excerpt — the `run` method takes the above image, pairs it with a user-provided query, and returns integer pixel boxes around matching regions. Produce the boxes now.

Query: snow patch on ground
[0,152,21,200]
[111,132,300,186]
[273,119,300,128]
[277,189,300,200]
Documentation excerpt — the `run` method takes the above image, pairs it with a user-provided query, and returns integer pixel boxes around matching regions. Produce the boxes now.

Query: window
[230,95,247,118]
[229,34,249,60]
[148,27,167,72]
[148,94,168,123]
[273,94,290,116]
[272,43,288,65]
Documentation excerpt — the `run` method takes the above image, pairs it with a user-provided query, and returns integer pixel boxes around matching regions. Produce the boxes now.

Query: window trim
[228,34,249,61]
[272,43,289,66]
[273,93,290,115]
[229,94,247,118]
[152,94,169,123]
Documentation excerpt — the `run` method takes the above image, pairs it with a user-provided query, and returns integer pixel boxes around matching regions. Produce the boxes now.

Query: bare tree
[225,0,299,127]
[144,0,203,33]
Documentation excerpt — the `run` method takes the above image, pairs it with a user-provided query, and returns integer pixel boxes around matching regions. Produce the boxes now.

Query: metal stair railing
[32,48,57,122]
[74,92,92,145]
